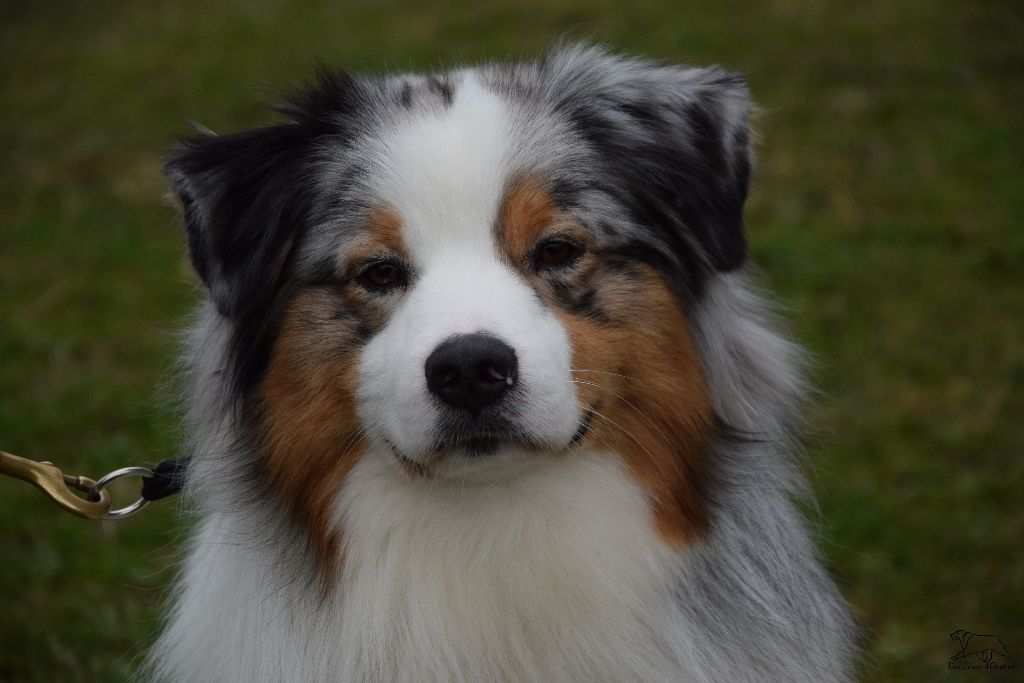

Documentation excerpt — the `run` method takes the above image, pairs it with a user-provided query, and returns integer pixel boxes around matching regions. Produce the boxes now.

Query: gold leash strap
[0,450,111,519]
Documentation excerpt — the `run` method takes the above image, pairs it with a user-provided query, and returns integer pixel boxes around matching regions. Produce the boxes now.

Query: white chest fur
[157,449,694,682]
[334,449,685,682]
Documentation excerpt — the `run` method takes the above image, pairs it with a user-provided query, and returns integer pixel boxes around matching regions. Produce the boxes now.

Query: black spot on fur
[427,75,454,106]
[547,176,583,209]
[353,322,375,344]
[326,302,377,346]
[228,282,298,399]
[686,103,727,177]
[608,234,705,306]
[600,256,641,278]
[620,99,662,127]
[566,287,610,323]
[547,279,611,324]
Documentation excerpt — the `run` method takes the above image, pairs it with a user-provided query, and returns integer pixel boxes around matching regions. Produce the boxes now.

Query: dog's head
[168,44,752,562]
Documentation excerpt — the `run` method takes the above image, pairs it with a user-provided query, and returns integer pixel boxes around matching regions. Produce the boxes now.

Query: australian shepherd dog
[149,43,855,682]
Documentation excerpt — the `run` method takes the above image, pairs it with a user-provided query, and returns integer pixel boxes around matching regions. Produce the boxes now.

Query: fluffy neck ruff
[155,449,690,682]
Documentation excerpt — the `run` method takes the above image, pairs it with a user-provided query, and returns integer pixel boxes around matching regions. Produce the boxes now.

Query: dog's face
[168,45,752,562]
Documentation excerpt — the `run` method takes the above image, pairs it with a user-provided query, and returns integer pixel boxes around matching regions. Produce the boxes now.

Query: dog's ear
[165,69,363,318]
[165,123,316,318]
[549,44,753,280]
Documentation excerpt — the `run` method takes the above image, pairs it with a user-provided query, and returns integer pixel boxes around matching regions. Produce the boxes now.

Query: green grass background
[1,1,1021,680]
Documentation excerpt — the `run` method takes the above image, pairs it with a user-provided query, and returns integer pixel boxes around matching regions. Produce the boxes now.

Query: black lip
[568,409,594,447]
[432,414,522,457]
[385,440,427,476]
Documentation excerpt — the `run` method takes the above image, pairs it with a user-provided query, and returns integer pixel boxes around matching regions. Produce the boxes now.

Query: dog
[148,43,856,682]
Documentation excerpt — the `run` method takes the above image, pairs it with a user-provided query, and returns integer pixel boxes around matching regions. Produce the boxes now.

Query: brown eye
[358,261,406,290]
[535,240,581,270]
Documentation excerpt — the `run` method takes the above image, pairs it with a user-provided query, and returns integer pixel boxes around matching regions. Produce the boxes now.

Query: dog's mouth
[384,407,594,478]
[568,408,594,446]
[383,432,534,478]
[435,434,509,457]
[386,441,427,477]
[385,438,505,478]
[385,417,593,475]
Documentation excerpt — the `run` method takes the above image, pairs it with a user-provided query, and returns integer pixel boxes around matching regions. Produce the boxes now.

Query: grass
[1,1,1021,680]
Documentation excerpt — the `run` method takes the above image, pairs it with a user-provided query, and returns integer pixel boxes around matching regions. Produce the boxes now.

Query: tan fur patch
[258,204,407,572]
[260,290,366,571]
[558,267,714,546]
[342,204,408,277]
[363,205,405,255]
[496,176,586,264]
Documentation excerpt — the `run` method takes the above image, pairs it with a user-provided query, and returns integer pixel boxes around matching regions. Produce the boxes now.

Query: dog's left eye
[358,261,407,290]
[534,240,581,270]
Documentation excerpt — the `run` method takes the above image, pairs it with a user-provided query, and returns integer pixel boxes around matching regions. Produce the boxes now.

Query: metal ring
[89,466,154,520]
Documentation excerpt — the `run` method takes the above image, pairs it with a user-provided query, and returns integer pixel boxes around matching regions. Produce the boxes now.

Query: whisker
[569,396,613,449]
[581,406,675,482]
[569,378,678,454]
[569,368,638,385]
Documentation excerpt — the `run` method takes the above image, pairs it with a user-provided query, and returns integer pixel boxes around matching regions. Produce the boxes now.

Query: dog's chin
[385,436,563,483]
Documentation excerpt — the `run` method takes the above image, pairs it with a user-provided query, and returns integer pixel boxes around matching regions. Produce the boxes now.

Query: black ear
[548,45,753,281]
[165,123,317,318]
[655,73,752,272]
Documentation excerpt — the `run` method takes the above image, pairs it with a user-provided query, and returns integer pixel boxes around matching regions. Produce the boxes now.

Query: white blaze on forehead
[355,73,581,465]
[376,74,514,262]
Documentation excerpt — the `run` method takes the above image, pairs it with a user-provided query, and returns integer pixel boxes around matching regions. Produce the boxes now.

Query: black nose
[425,333,518,410]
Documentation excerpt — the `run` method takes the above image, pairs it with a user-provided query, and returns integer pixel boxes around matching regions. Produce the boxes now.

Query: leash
[0,449,187,520]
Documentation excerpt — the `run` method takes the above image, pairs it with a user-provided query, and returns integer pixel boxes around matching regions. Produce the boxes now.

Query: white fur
[154,448,696,682]
[358,75,578,470]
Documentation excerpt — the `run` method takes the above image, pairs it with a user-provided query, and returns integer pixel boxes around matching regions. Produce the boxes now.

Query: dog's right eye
[357,261,407,291]
[534,240,582,271]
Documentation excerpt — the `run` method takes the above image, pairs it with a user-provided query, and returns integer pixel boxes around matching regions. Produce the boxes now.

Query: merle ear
[550,45,753,276]
[165,123,316,318]
[658,71,753,272]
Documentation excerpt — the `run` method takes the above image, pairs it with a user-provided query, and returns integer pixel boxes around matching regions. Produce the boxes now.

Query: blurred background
[1,1,1021,680]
